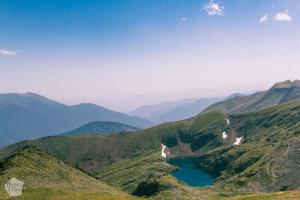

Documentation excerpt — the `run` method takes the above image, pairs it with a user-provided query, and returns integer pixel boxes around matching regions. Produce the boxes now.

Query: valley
[1,84,300,199]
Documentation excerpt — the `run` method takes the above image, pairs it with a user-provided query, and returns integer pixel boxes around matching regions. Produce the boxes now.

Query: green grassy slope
[225,190,300,200]
[94,151,175,194]
[197,101,300,192]
[0,146,140,200]
[13,188,141,200]
[0,111,226,174]
[94,150,220,200]
[94,151,300,200]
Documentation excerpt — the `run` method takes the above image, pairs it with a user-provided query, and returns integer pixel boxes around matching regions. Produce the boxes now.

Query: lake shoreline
[167,157,215,187]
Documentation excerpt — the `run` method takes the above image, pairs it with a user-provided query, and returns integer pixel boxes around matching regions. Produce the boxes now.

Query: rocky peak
[292,80,300,87]
[271,80,300,89]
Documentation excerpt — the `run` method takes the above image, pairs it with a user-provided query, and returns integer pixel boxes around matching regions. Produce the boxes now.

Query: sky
[1,0,300,111]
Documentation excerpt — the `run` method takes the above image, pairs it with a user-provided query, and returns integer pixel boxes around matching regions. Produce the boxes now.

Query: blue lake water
[168,158,214,187]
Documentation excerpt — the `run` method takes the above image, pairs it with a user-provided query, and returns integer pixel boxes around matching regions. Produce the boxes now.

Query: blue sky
[1,0,300,111]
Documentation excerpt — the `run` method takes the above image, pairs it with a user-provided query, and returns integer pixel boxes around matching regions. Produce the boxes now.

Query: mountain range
[203,80,300,114]
[0,92,152,147]
[129,97,223,124]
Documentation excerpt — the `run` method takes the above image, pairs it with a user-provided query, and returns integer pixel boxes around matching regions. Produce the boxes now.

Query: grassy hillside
[94,150,220,200]
[94,151,300,200]
[94,151,175,194]
[203,80,300,114]
[197,101,300,192]
[0,146,140,200]
[4,147,297,200]
[0,111,226,173]
[1,101,300,199]
[62,121,141,135]
[12,188,141,200]
[225,190,300,200]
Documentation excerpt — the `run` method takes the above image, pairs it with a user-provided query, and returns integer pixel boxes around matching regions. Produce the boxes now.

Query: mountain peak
[271,80,300,89]
[292,80,300,87]
[63,121,140,135]
[203,80,300,114]
[23,92,41,96]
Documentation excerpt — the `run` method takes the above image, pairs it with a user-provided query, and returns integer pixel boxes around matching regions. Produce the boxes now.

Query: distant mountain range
[203,80,300,114]
[129,97,223,124]
[0,92,152,147]
[2,80,300,147]
[63,121,141,136]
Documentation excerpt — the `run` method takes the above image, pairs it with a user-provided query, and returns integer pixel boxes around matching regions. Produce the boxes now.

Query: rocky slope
[203,80,300,114]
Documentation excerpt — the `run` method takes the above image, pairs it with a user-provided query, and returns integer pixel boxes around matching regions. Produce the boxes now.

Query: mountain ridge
[62,121,141,135]
[202,80,300,114]
[129,97,222,124]
[0,146,140,199]
[0,92,152,147]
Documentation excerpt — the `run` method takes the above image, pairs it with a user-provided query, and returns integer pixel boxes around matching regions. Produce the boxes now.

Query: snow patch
[161,144,167,158]
[222,131,228,139]
[233,137,243,146]
[226,118,230,125]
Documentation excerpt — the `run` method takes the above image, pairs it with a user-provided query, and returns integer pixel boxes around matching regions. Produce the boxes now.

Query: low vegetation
[0,146,140,200]
[1,100,300,199]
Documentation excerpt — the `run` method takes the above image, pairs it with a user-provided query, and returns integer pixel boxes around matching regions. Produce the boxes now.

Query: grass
[225,190,300,200]
[0,146,140,200]
[13,188,142,200]
[94,150,221,200]
[0,111,226,174]
[1,101,300,199]
[196,101,300,192]
[94,150,175,193]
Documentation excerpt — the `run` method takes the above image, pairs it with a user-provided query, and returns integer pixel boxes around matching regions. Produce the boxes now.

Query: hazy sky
[1,0,300,111]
